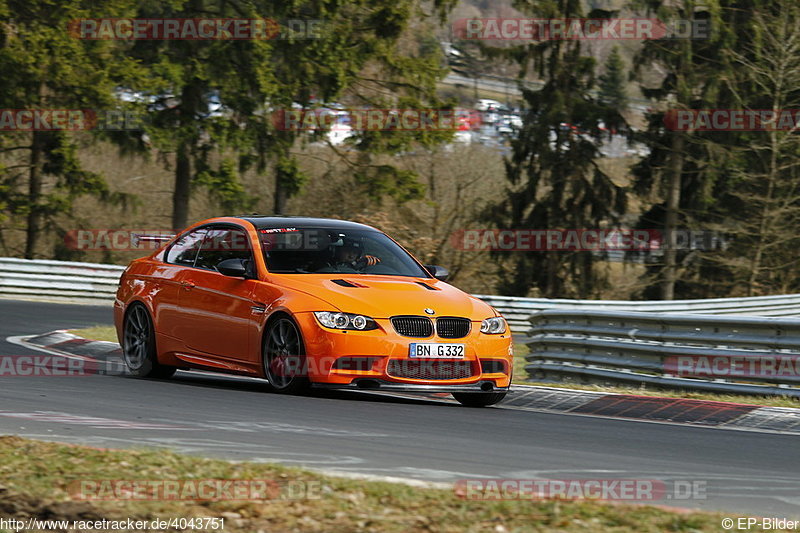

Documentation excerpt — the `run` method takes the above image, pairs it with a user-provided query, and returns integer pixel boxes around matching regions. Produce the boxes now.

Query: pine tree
[484,4,629,298]
[707,3,800,295]
[0,0,137,257]
[598,47,628,111]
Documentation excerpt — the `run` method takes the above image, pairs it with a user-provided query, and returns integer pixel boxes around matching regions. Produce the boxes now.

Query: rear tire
[263,316,309,394]
[122,303,176,379]
[452,392,506,407]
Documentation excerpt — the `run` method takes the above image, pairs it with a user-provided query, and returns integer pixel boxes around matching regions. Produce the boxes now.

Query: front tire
[452,392,506,407]
[263,316,309,394]
[122,303,175,379]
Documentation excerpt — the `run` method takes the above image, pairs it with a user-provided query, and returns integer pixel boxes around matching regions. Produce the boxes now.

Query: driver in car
[329,239,381,272]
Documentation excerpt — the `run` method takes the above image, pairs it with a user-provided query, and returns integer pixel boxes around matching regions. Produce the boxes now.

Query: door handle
[181,280,196,290]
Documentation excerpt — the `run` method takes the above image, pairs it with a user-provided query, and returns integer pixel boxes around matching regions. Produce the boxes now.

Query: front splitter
[312,379,510,393]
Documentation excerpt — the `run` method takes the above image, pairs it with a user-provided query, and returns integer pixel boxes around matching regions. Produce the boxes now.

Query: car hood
[269,274,495,320]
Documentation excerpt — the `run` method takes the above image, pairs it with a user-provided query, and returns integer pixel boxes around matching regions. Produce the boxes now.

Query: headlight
[314,311,378,331]
[480,317,507,334]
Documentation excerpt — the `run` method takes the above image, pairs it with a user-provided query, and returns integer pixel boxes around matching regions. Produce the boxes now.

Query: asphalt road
[1,299,798,517]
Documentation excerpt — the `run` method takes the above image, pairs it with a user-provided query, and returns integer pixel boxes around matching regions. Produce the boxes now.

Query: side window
[165,229,207,266]
[195,227,253,271]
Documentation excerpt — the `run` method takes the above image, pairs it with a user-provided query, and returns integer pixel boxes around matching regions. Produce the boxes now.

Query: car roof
[235,215,379,232]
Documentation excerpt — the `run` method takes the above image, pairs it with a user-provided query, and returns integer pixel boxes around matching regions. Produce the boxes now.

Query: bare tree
[715,6,800,295]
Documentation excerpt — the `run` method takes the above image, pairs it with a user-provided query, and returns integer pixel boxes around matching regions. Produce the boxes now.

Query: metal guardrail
[0,258,124,304]
[477,293,800,334]
[3,257,800,319]
[526,309,800,397]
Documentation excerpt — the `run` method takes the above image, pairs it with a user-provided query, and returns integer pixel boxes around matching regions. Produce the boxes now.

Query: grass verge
[0,436,759,533]
[67,325,119,343]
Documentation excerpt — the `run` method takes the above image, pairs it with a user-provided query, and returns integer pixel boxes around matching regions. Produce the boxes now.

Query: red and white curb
[503,385,800,434]
[6,330,126,375]
[8,330,122,361]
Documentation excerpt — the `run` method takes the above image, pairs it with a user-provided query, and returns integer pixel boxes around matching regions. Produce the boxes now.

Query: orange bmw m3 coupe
[114,216,513,407]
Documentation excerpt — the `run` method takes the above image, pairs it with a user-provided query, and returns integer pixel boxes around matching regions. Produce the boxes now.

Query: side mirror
[217,258,250,278]
[424,265,449,282]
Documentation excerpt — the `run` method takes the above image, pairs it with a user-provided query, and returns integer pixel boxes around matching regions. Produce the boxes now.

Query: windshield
[259,227,430,277]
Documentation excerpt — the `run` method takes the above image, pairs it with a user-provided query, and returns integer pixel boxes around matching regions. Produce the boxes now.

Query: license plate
[409,343,465,359]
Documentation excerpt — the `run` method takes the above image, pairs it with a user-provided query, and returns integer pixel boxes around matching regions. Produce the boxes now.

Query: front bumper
[313,379,510,393]
[295,312,514,388]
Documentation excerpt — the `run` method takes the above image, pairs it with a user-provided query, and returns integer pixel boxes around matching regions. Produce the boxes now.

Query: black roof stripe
[236,216,379,231]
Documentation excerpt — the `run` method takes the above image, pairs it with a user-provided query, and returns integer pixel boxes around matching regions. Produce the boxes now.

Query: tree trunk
[746,129,779,295]
[172,141,191,231]
[273,175,287,215]
[24,131,45,259]
[660,131,685,300]
[171,80,205,230]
